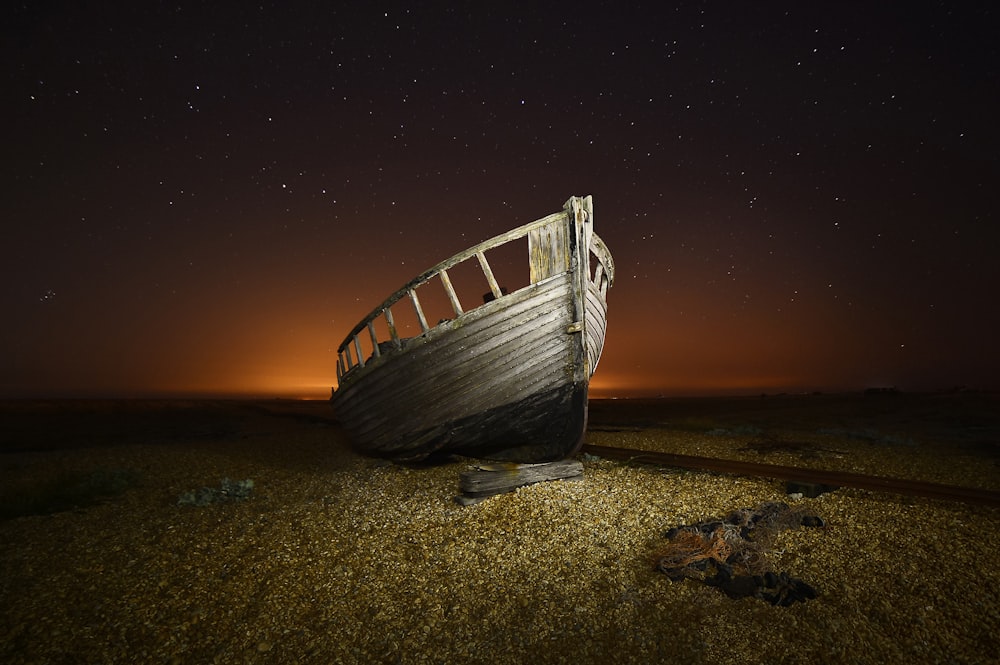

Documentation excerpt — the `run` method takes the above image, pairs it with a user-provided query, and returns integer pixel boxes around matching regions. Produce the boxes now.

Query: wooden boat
[330,195,614,462]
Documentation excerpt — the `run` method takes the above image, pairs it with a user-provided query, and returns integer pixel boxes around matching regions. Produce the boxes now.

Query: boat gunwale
[336,210,565,353]
[334,198,613,385]
[335,273,574,391]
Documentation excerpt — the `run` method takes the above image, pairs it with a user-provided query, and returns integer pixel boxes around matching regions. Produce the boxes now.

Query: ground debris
[653,501,823,605]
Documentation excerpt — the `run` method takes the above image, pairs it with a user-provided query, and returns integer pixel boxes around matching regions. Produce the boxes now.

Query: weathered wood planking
[334,277,579,460]
[456,460,584,505]
[529,218,571,283]
[331,196,615,462]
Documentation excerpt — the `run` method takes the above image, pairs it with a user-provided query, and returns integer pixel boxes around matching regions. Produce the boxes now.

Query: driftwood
[456,459,584,505]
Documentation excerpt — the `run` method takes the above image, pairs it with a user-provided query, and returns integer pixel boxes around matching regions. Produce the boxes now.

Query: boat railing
[588,232,615,299]
[335,209,614,385]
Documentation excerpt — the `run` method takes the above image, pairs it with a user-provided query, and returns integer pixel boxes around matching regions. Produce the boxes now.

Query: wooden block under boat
[456,459,584,505]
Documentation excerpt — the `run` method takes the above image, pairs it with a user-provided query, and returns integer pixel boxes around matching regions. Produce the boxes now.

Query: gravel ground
[1,397,998,664]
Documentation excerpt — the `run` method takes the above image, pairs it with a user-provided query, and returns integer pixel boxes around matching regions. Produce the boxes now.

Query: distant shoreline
[0,385,995,405]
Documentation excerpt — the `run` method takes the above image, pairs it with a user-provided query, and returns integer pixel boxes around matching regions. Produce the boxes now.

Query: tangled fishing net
[653,501,823,606]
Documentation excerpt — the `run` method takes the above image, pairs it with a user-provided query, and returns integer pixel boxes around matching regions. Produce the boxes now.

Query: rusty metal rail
[581,444,1000,507]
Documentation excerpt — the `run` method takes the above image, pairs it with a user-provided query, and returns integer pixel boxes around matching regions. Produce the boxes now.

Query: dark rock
[758,572,818,606]
[715,574,761,600]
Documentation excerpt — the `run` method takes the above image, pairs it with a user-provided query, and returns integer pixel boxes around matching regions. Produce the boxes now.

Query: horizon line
[0,385,993,401]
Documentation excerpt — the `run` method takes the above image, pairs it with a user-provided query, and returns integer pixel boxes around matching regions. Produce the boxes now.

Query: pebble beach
[1,393,998,664]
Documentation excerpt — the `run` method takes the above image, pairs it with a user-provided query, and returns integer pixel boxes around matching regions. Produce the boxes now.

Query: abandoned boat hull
[330,196,613,462]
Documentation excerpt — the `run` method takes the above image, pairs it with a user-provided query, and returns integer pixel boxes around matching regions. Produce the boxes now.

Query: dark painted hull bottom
[351,382,589,463]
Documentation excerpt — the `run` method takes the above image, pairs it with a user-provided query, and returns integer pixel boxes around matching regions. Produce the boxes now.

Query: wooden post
[409,289,430,332]
[477,251,503,300]
[384,308,402,349]
[367,321,380,358]
[353,335,365,368]
[439,268,464,316]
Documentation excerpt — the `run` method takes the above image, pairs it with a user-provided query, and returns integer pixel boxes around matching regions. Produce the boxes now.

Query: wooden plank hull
[330,196,613,462]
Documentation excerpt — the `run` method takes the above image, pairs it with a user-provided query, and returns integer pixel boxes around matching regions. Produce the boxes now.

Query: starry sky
[3,2,998,398]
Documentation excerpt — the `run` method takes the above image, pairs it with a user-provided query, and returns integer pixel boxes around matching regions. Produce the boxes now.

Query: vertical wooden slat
[577,195,593,255]
[566,196,589,379]
[353,335,365,367]
[439,269,464,316]
[385,308,401,348]
[477,251,503,300]
[409,289,430,332]
[367,321,380,358]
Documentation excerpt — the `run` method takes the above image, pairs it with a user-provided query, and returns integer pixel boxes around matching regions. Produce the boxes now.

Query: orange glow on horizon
[3,232,992,399]
[588,371,823,398]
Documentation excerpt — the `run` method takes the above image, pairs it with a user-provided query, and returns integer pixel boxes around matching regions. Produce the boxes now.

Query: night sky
[3,2,998,398]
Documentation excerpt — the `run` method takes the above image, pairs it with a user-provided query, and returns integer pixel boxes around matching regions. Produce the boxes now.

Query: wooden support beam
[384,308,401,348]
[367,321,380,358]
[439,268,464,316]
[353,335,365,368]
[476,251,503,301]
[456,459,583,505]
[409,289,429,332]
